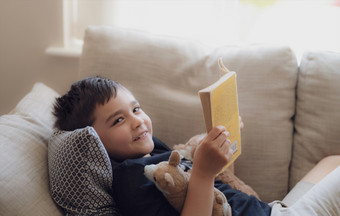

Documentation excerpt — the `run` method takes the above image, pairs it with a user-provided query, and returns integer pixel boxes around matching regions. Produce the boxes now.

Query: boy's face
[92,89,154,161]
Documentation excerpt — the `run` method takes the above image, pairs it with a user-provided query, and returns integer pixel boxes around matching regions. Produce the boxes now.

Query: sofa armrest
[0,83,63,215]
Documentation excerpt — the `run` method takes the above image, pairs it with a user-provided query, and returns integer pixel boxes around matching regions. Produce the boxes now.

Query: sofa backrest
[79,26,299,202]
[290,51,340,189]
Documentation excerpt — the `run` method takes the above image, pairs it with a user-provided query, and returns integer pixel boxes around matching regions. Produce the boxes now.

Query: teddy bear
[174,133,260,199]
[144,150,232,216]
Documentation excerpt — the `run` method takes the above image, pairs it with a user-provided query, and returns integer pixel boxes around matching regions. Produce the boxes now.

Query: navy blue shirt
[112,137,271,216]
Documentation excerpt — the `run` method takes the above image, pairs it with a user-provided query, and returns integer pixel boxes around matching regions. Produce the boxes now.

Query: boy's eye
[133,106,141,113]
[113,117,123,126]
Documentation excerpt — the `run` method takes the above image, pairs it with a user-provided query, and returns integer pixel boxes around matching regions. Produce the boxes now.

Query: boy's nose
[132,115,144,128]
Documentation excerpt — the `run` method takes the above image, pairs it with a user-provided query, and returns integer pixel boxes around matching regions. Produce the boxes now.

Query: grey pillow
[48,126,119,215]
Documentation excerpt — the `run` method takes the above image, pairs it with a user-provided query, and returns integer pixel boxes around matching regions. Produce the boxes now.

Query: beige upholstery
[0,83,63,215]
[79,26,298,202]
[290,51,340,189]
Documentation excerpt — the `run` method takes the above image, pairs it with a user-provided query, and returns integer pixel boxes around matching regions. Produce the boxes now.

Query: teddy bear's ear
[165,173,175,187]
[169,151,181,167]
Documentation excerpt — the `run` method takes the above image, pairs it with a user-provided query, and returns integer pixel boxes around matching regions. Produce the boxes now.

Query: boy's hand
[239,116,244,131]
[192,126,233,179]
[182,126,232,216]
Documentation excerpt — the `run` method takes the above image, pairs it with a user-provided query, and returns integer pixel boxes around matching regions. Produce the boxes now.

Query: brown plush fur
[174,134,260,200]
[144,151,232,216]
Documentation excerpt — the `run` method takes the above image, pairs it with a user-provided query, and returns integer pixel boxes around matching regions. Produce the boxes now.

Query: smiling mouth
[133,131,148,141]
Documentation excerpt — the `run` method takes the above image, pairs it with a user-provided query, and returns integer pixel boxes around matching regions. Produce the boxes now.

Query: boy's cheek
[145,115,153,134]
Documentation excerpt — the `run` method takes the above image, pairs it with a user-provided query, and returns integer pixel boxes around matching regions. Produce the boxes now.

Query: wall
[0,0,79,115]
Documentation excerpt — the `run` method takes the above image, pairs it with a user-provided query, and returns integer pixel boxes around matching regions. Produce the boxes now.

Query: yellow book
[198,58,241,172]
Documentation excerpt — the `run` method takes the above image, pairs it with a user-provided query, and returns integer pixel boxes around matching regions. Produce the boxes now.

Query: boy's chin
[134,135,154,156]
[137,147,154,159]
[145,139,155,152]
[144,140,155,154]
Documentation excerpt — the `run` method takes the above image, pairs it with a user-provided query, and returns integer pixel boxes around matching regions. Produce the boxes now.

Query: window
[48,0,340,58]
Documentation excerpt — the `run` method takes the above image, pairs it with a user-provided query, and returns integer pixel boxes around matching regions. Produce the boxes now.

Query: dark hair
[53,76,123,131]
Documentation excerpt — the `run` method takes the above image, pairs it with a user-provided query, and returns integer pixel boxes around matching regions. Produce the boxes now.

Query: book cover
[198,58,241,171]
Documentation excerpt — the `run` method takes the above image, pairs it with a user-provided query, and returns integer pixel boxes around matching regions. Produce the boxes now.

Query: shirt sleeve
[215,181,271,216]
[112,152,179,216]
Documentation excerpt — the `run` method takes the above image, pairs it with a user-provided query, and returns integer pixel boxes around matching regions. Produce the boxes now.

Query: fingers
[208,125,227,141]
[239,116,244,130]
[216,132,230,147]
[226,146,234,161]
[206,126,232,156]
[202,126,234,155]
[219,138,231,156]
[208,126,229,144]
[194,126,233,176]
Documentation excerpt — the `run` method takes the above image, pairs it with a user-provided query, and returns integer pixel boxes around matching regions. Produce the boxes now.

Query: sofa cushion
[79,26,298,202]
[9,82,59,129]
[0,83,62,215]
[290,51,340,189]
[48,126,119,215]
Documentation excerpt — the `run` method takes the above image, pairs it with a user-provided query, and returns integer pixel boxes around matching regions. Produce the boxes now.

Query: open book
[198,58,241,172]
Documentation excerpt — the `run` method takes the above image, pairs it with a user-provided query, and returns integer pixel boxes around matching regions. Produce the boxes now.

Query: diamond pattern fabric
[48,126,119,215]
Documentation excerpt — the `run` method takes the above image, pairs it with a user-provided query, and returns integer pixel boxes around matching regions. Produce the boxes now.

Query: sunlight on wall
[64,0,340,58]
[238,0,340,58]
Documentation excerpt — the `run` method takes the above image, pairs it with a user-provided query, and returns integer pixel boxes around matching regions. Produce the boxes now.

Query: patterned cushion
[48,126,120,215]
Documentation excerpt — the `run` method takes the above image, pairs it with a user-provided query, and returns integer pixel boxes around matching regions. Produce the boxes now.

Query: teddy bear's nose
[144,164,157,182]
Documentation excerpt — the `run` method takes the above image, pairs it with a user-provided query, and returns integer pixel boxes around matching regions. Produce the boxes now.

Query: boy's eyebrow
[105,100,139,124]
[105,110,122,124]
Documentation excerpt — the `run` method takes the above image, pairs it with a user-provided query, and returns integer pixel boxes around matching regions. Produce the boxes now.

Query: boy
[53,76,340,216]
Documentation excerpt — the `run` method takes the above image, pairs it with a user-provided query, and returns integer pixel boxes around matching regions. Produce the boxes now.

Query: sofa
[1,26,340,215]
